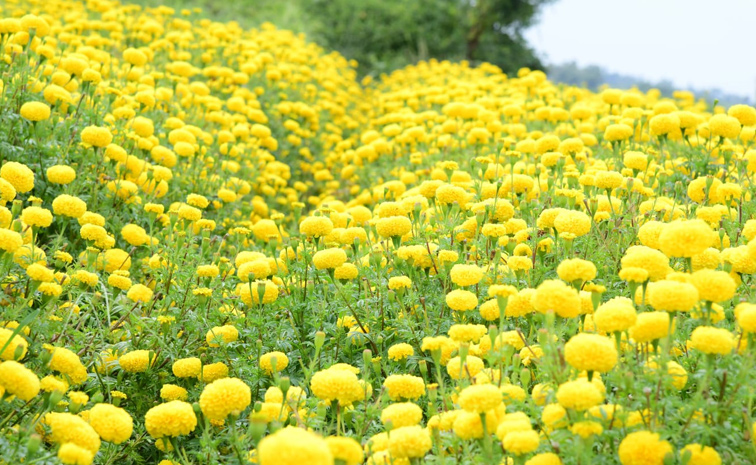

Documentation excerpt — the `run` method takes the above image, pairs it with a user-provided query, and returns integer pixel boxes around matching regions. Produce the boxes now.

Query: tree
[307,0,554,76]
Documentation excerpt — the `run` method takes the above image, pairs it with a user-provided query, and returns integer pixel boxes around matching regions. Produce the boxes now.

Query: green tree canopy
[307,0,554,75]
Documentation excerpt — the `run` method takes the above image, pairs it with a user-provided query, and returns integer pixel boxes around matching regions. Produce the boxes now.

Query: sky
[524,0,756,99]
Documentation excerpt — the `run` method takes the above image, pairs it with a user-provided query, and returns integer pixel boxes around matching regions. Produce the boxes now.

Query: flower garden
[0,1,755,464]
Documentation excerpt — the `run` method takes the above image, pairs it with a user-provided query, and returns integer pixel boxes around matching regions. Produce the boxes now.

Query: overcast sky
[524,0,756,99]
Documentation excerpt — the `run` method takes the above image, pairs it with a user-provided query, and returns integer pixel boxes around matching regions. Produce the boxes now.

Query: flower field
[2,1,756,464]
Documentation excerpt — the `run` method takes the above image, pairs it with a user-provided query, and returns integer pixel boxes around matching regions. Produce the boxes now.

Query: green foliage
[133,0,552,76]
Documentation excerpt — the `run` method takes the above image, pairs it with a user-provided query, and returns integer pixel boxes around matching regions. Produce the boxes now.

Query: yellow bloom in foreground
[258,427,333,465]
[57,443,94,465]
[326,436,364,465]
[119,350,153,373]
[144,401,197,438]
[20,101,51,121]
[681,444,722,465]
[88,403,133,444]
[533,280,580,318]
[0,360,39,401]
[618,431,672,465]
[388,425,432,458]
[689,326,734,355]
[260,351,289,374]
[564,333,617,373]
[450,264,484,287]
[45,412,101,453]
[556,379,602,411]
[457,384,502,413]
[199,377,252,420]
[0,161,35,193]
[445,289,478,311]
[81,125,113,147]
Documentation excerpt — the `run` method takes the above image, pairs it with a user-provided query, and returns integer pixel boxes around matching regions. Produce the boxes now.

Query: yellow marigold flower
[556,258,597,285]
[0,327,27,361]
[689,326,734,355]
[446,355,484,380]
[312,248,347,270]
[594,297,637,333]
[21,206,53,227]
[0,360,39,400]
[376,216,412,238]
[53,194,87,218]
[26,263,54,283]
[629,312,670,343]
[554,210,591,237]
[45,412,101,452]
[119,350,153,373]
[708,114,741,139]
[448,324,487,343]
[161,384,188,401]
[637,221,665,249]
[81,125,113,147]
[525,452,563,465]
[618,431,672,465]
[458,384,502,413]
[177,204,201,221]
[435,184,469,205]
[556,378,602,411]
[594,170,623,190]
[649,113,680,137]
[88,403,133,444]
[388,425,432,459]
[123,47,148,66]
[570,421,603,438]
[326,436,364,465]
[450,264,484,287]
[40,375,68,394]
[658,220,713,258]
[618,267,648,283]
[206,325,239,347]
[239,280,278,305]
[311,367,362,404]
[237,259,272,281]
[144,401,197,438]
[197,264,220,278]
[533,279,580,318]
[620,246,670,281]
[199,377,251,420]
[388,276,412,291]
[383,374,425,401]
[381,402,423,428]
[202,362,229,383]
[603,123,633,141]
[260,351,289,374]
[300,216,334,237]
[57,443,94,465]
[47,346,87,384]
[681,444,722,465]
[503,430,540,455]
[258,427,333,465]
[124,283,153,303]
[690,269,735,303]
[0,228,22,254]
[20,101,51,121]
[564,333,617,373]
[445,289,478,311]
[623,151,648,171]
[172,357,201,378]
[144,203,165,215]
[387,342,414,361]
[120,224,149,246]
[0,161,34,193]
